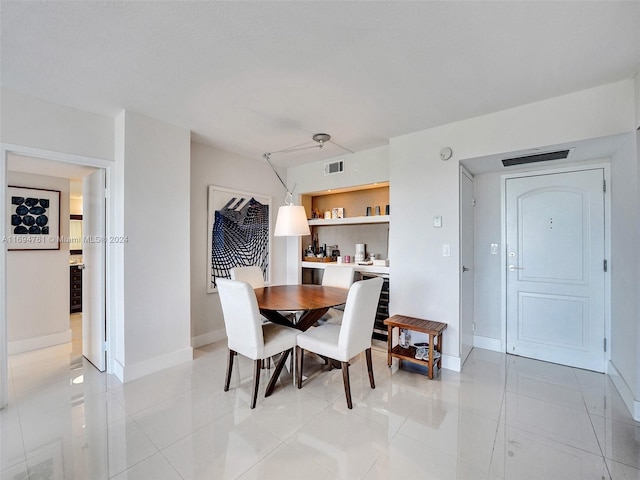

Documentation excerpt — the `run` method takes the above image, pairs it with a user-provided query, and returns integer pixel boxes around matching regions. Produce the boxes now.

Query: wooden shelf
[308,215,389,226]
[384,314,447,380]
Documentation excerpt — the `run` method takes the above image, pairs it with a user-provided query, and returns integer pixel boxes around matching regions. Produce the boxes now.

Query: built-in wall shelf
[308,215,390,226]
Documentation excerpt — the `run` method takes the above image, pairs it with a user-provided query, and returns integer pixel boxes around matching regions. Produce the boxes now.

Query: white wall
[286,146,389,283]
[288,145,389,195]
[0,89,114,161]
[190,142,289,347]
[113,111,192,381]
[472,172,503,341]
[6,172,70,352]
[389,80,636,372]
[609,132,640,417]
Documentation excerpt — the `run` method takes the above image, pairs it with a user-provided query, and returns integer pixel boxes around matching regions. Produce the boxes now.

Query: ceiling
[1,1,639,167]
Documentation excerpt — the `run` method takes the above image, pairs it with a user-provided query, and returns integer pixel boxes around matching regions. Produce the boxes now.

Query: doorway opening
[1,144,113,408]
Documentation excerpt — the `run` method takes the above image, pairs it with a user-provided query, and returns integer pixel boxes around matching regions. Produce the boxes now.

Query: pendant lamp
[264,133,334,237]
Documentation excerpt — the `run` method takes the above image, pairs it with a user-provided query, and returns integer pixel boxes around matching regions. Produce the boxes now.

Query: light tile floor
[2,337,639,479]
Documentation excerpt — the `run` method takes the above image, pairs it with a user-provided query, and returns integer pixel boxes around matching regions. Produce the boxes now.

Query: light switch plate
[491,243,499,255]
[442,244,450,257]
[433,215,442,228]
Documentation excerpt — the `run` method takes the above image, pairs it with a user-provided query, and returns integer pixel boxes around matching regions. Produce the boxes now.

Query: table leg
[259,309,296,328]
[295,308,330,331]
[387,325,392,366]
[428,333,434,379]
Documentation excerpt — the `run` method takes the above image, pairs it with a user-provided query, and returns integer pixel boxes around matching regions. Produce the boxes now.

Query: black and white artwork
[207,186,270,293]
[6,186,61,250]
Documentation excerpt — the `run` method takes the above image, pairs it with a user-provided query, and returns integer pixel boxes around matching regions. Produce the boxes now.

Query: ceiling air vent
[502,149,572,167]
[324,159,344,175]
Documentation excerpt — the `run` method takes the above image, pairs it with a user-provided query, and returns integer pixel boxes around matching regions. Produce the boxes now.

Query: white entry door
[82,169,106,371]
[506,168,605,372]
[460,169,474,365]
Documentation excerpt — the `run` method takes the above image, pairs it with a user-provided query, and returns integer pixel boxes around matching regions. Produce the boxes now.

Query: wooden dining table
[254,284,349,331]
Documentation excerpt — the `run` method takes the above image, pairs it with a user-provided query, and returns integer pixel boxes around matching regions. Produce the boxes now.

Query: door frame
[0,143,114,408]
[459,166,475,365]
[500,162,611,369]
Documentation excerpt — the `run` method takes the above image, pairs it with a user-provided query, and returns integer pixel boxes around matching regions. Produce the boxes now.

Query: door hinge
[604,259,608,272]
[472,198,476,206]
[603,180,607,193]
[604,338,607,352]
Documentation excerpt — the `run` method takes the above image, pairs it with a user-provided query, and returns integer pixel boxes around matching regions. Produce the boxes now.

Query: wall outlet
[433,215,442,228]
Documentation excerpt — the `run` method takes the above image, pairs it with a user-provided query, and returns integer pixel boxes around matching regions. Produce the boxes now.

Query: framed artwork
[6,186,61,251]
[207,186,271,293]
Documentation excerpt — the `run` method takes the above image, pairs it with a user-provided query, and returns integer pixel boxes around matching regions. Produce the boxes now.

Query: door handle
[508,265,524,271]
[462,266,470,272]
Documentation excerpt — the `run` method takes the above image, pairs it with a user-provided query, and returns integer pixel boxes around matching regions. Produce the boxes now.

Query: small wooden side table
[384,314,447,379]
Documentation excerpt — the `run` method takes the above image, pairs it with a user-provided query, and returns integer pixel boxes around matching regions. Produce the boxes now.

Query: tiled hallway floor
[2,340,639,479]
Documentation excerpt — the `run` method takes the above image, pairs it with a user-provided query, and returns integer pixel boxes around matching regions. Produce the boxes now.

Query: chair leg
[265,349,291,397]
[296,346,304,389]
[224,349,236,392]
[365,348,375,389]
[341,361,353,409]
[251,359,261,409]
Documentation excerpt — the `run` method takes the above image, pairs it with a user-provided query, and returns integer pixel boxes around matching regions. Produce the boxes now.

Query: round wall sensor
[440,147,453,161]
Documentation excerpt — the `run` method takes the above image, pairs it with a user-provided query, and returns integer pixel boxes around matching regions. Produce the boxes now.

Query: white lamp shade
[274,205,310,236]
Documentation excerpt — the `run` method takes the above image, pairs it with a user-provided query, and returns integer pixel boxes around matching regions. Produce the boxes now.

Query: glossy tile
[364,430,486,480]
[286,407,393,479]
[236,442,340,480]
[592,415,640,469]
[500,391,601,455]
[490,424,609,480]
[162,412,281,480]
[0,407,25,470]
[606,458,640,480]
[111,452,183,480]
[5,343,638,480]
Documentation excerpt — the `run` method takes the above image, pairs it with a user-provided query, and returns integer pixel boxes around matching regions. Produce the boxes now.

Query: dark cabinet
[70,265,82,313]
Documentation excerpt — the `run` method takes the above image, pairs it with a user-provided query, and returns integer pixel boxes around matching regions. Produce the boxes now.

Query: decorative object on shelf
[324,211,331,219]
[385,204,390,215]
[355,243,365,263]
[207,185,270,293]
[263,133,353,237]
[375,206,381,215]
[366,206,372,216]
[7,185,60,251]
[332,207,344,219]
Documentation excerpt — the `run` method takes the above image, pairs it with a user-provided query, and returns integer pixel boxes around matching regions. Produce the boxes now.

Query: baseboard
[8,330,72,354]
[608,360,640,421]
[473,335,503,352]
[115,347,193,383]
[441,353,461,372]
[191,328,226,348]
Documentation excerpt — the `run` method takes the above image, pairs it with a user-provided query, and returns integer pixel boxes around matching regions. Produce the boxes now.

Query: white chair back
[322,265,355,289]
[217,278,264,358]
[338,277,384,359]
[230,266,265,288]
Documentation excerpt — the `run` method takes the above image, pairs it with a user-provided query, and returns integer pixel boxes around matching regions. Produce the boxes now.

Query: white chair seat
[296,277,384,409]
[217,278,299,408]
[262,323,301,358]
[296,324,343,360]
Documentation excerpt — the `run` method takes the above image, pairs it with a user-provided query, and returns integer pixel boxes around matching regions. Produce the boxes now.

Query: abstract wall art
[6,186,61,250]
[207,186,271,293]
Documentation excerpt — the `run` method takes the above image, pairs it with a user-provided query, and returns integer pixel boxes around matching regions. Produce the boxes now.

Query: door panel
[506,169,604,372]
[82,169,106,371]
[460,170,474,364]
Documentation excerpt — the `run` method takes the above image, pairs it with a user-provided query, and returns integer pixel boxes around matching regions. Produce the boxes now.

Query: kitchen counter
[301,261,389,275]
